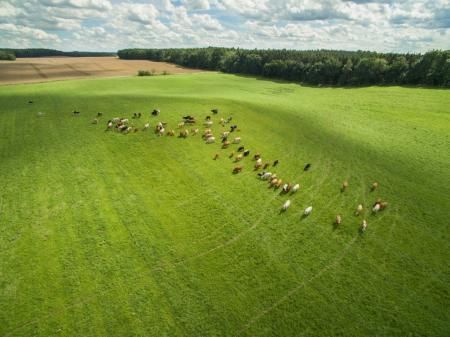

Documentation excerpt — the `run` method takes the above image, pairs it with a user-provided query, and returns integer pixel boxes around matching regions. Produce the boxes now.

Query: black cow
[273,160,279,167]
[243,150,250,157]
[237,146,245,152]
[304,163,311,171]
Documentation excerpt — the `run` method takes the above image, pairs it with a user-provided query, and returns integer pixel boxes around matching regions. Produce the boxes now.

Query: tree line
[0,50,16,60]
[118,48,450,87]
[1,48,115,58]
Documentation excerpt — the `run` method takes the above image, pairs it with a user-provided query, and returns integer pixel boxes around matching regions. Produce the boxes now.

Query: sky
[0,0,449,52]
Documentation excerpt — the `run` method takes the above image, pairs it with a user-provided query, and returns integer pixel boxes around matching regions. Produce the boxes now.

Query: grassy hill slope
[0,73,449,337]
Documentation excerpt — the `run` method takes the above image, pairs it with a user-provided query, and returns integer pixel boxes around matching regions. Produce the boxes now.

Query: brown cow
[233,166,243,174]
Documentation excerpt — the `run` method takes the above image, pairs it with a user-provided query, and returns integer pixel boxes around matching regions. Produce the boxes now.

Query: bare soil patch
[0,57,201,85]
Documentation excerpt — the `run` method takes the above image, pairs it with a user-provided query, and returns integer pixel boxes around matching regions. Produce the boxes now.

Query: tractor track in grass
[233,173,393,336]
[2,119,391,337]
[2,154,333,337]
[234,236,358,336]
[170,156,332,266]
[234,213,389,337]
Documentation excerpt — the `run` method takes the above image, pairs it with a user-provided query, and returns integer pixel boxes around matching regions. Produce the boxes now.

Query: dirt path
[0,57,202,85]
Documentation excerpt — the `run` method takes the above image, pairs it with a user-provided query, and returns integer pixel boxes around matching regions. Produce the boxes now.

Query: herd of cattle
[81,107,388,233]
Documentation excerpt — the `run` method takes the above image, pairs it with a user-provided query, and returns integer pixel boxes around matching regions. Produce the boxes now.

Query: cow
[341,181,349,192]
[152,109,160,116]
[275,179,283,189]
[371,182,379,191]
[206,137,215,144]
[233,166,243,174]
[361,220,368,232]
[254,162,263,170]
[261,172,272,180]
[304,163,311,171]
[282,200,291,211]
[304,206,313,216]
[282,183,292,193]
[356,204,363,215]
[237,146,245,152]
[372,203,381,213]
[179,129,189,138]
[270,178,278,187]
[243,150,250,157]
[291,184,300,193]
[233,137,241,144]
[273,160,279,167]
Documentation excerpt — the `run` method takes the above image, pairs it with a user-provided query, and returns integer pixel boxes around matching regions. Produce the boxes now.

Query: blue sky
[0,0,449,52]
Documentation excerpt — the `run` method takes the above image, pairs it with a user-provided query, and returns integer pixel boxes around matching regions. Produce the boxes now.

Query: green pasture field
[0,73,449,337]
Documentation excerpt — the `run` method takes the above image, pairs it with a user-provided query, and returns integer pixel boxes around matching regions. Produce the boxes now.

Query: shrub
[137,70,154,76]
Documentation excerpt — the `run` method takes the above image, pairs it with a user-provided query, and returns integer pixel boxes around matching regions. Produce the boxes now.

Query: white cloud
[0,0,448,52]
[192,14,223,30]
[181,0,211,10]
[118,3,159,24]
[0,23,60,48]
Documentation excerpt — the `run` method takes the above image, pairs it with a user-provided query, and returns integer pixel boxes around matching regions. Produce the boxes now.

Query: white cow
[372,203,381,213]
[361,220,368,232]
[304,206,313,216]
[261,172,272,180]
[356,204,363,215]
[206,137,215,144]
[282,200,291,211]
[291,184,300,193]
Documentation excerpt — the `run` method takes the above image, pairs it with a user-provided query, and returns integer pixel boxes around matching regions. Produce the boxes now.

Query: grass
[0,73,449,337]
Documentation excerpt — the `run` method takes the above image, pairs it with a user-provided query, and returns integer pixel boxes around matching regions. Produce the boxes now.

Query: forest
[118,48,450,87]
[0,50,16,60]
[1,48,115,58]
